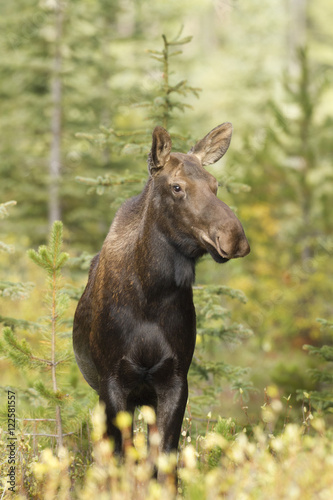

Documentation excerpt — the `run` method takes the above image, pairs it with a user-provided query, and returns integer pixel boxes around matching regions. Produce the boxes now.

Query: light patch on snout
[196,230,226,258]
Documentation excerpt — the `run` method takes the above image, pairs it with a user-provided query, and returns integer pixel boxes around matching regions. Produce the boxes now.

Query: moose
[73,123,250,456]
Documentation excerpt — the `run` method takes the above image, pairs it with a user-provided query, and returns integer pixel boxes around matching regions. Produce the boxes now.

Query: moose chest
[90,262,197,376]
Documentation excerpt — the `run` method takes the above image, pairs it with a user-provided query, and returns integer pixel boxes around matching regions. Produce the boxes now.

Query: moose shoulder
[73,123,250,455]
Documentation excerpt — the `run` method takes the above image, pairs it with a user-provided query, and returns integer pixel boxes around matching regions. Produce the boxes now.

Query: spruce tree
[0,222,88,450]
[299,319,333,415]
[236,47,333,349]
[268,48,332,262]
[0,0,124,248]
[75,29,201,194]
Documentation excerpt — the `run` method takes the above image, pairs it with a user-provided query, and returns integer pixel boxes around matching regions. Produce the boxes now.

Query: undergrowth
[1,398,332,499]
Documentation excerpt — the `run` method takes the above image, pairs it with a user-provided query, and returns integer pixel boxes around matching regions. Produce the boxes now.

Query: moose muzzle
[199,199,250,262]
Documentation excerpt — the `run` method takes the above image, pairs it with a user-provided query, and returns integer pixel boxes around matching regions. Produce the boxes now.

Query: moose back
[73,123,250,454]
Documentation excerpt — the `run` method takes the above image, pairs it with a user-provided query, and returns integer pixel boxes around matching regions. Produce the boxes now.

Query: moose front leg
[156,378,188,454]
[99,379,128,455]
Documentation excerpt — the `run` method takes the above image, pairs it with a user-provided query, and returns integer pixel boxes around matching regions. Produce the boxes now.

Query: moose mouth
[198,232,230,264]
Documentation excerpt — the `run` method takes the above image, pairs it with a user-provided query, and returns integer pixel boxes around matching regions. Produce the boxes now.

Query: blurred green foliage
[296,318,333,414]
[0,1,333,493]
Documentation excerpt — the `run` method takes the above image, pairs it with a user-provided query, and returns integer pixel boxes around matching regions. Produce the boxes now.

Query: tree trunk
[287,0,307,76]
[52,263,63,449]
[49,1,63,226]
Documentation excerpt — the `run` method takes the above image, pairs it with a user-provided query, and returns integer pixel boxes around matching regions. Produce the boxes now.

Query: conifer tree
[299,318,333,414]
[265,48,332,262]
[0,0,124,247]
[75,29,201,194]
[0,222,84,450]
[236,47,333,348]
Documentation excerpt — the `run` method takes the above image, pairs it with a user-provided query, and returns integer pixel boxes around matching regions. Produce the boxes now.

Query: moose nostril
[217,233,250,259]
[216,236,230,258]
[220,247,230,258]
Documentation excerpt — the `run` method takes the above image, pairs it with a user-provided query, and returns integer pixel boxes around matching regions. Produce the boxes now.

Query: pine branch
[307,369,333,384]
[34,381,68,405]
[0,328,52,369]
[300,318,333,414]
[0,241,14,253]
[75,173,145,194]
[303,344,333,363]
[198,323,253,343]
[0,315,41,331]
[0,200,17,219]
[68,251,94,270]
[194,285,248,304]
[317,318,333,330]
[0,281,34,300]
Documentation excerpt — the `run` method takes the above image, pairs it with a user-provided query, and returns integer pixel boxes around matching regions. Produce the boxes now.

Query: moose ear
[189,122,233,166]
[148,126,172,175]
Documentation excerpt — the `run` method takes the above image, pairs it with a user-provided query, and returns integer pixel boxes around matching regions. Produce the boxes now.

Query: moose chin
[73,122,250,464]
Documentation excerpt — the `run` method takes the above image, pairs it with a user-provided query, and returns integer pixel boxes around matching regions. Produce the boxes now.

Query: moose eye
[172,184,182,193]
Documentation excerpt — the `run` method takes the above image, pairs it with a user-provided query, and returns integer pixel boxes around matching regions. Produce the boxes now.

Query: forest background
[0,0,332,498]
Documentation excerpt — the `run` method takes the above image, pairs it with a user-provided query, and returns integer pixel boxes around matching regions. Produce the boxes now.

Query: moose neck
[139,180,195,291]
[140,225,196,289]
[107,179,195,293]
